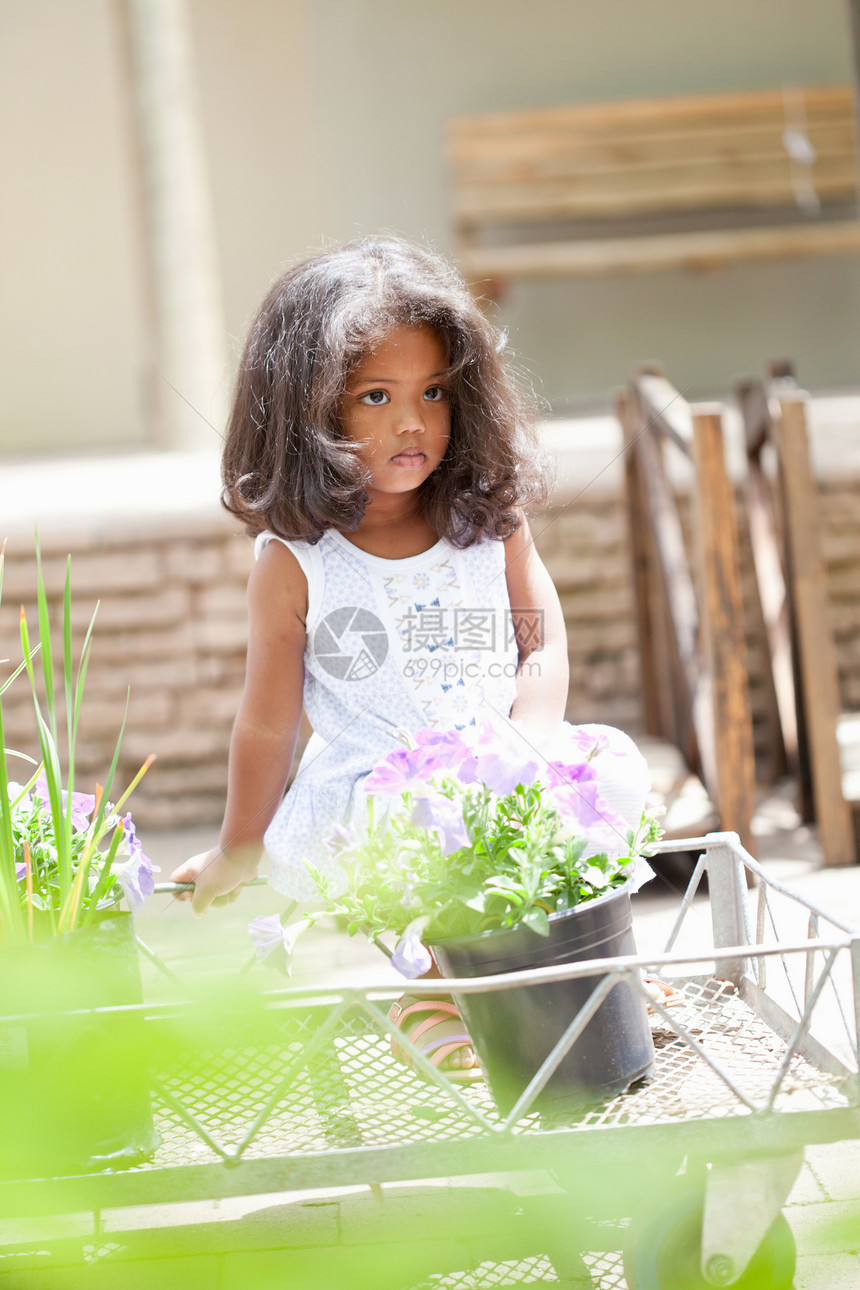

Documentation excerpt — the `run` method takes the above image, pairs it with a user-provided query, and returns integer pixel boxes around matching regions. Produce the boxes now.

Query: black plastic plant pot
[429,880,654,1115]
[0,909,160,1180]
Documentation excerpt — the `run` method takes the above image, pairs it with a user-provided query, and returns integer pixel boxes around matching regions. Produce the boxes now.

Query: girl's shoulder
[247,539,309,634]
[254,529,318,558]
[255,529,349,631]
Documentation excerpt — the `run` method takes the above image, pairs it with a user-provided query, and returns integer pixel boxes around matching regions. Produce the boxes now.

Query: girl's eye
[424,385,448,402]
[359,389,389,406]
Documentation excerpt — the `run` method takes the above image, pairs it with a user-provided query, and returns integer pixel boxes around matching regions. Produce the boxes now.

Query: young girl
[171,236,570,1073]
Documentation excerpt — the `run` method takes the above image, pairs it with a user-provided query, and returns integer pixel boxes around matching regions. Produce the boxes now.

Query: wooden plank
[643,504,686,750]
[735,378,792,780]
[849,0,860,209]
[753,364,816,814]
[447,84,855,139]
[617,389,662,736]
[453,163,857,224]
[449,107,856,154]
[622,365,694,751]
[458,220,860,280]
[690,405,756,853]
[735,376,771,455]
[742,456,792,781]
[636,371,694,454]
[636,426,703,773]
[776,394,856,865]
[449,122,857,179]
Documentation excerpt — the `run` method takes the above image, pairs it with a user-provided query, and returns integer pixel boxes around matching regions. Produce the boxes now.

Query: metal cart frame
[2,832,858,1288]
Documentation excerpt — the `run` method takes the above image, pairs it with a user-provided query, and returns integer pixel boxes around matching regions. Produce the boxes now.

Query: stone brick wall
[2,475,859,830]
[0,517,254,829]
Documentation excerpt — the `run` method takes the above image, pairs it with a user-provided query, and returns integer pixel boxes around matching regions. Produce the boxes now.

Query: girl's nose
[395,400,426,433]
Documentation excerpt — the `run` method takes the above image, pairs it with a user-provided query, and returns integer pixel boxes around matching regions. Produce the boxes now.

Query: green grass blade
[8,761,43,809]
[71,602,99,743]
[84,691,130,849]
[62,694,130,933]
[20,606,70,898]
[61,558,75,877]
[35,535,57,744]
[78,821,125,929]
[0,644,41,698]
[63,557,74,762]
[0,707,27,946]
[0,543,25,942]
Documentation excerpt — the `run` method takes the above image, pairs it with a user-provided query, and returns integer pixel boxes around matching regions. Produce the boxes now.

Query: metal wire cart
[1,832,858,1289]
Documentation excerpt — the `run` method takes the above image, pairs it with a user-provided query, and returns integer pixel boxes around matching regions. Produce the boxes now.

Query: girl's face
[340,325,450,499]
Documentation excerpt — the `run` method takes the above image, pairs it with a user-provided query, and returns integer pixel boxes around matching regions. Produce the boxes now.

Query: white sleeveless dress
[255,528,519,900]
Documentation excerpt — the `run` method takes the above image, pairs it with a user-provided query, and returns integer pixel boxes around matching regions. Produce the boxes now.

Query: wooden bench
[447,85,860,285]
[616,369,756,853]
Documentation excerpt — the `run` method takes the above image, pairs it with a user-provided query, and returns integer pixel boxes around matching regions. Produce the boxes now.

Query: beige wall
[0,0,147,453]
[1,0,856,456]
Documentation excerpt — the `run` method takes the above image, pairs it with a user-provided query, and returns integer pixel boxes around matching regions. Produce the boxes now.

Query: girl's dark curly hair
[221,236,550,546]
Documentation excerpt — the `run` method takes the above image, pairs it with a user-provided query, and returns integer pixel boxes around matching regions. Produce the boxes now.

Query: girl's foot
[643,976,679,1011]
[387,994,482,1083]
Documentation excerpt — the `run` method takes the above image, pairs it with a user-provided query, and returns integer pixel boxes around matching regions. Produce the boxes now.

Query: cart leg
[700,1149,802,1284]
[307,1037,364,1148]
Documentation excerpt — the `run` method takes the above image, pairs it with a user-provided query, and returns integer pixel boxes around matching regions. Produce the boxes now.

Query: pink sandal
[643,976,680,1012]
[388,995,483,1084]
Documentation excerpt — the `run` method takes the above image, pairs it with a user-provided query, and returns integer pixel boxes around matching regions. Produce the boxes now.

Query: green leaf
[486,874,525,894]
[522,907,551,937]
[459,893,486,912]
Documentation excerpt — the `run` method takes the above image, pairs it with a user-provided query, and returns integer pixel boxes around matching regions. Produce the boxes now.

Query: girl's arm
[504,510,570,744]
[170,541,308,914]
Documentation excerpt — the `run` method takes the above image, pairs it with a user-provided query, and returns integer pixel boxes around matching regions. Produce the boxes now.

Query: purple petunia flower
[112,814,158,911]
[456,719,543,796]
[15,861,27,882]
[324,822,356,854]
[568,728,609,761]
[475,747,542,796]
[522,721,651,857]
[576,724,651,847]
[363,745,440,796]
[247,915,307,976]
[390,919,433,979]
[411,794,471,856]
[413,728,471,761]
[545,758,597,792]
[549,779,623,834]
[32,776,95,833]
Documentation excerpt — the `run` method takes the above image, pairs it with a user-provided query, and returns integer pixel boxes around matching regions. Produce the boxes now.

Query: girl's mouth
[391,450,427,468]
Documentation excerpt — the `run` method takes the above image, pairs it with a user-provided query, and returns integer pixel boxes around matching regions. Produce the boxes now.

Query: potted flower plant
[309,719,663,1114]
[0,542,159,1177]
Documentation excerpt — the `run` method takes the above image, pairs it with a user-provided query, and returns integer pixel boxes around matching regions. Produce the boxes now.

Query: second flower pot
[429,880,654,1115]
[0,909,160,1180]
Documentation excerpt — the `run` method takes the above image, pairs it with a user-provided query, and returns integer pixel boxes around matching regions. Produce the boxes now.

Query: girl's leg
[389,957,480,1076]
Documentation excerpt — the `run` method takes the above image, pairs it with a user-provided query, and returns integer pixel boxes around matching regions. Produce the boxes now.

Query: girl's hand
[170,846,261,917]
